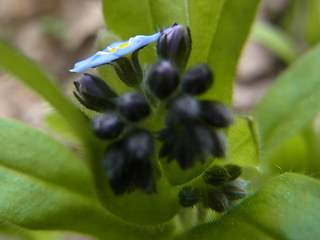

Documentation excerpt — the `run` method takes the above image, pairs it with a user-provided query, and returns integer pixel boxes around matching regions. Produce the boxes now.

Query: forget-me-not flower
[70,31,165,73]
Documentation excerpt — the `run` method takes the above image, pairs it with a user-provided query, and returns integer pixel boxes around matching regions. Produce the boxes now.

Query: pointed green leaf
[0,38,93,146]
[102,0,188,39]
[0,118,92,196]
[265,124,320,178]
[0,222,63,240]
[227,116,260,167]
[187,0,225,66]
[0,118,173,239]
[44,111,81,146]
[267,132,308,175]
[305,0,320,46]
[175,173,320,240]
[189,0,261,104]
[253,44,320,156]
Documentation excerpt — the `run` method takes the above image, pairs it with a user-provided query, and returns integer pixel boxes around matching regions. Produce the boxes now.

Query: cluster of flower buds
[151,25,233,170]
[102,128,158,195]
[178,165,247,212]
[73,73,157,195]
[70,23,244,203]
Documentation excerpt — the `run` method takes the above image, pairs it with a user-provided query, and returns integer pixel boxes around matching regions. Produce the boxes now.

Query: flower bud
[211,131,227,158]
[167,95,200,125]
[203,165,231,186]
[182,64,213,95]
[178,186,200,207]
[158,124,214,169]
[225,164,242,181]
[200,100,233,128]
[124,128,157,194]
[131,161,155,194]
[222,183,247,200]
[147,60,180,99]
[118,92,151,122]
[92,113,125,139]
[205,190,229,212]
[157,24,191,70]
[124,128,154,163]
[102,141,131,195]
[158,127,176,161]
[112,56,142,87]
[73,73,117,112]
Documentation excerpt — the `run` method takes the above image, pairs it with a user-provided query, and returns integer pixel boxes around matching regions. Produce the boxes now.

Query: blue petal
[69,31,164,73]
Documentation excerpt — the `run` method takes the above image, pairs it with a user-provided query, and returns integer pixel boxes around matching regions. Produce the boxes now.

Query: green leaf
[0,118,173,239]
[305,0,320,46]
[102,0,188,39]
[251,21,298,63]
[0,118,92,196]
[190,0,261,104]
[187,0,223,64]
[175,173,320,240]
[266,123,320,178]
[0,38,94,147]
[266,132,308,175]
[253,44,320,156]
[44,111,81,146]
[300,123,320,178]
[0,222,63,240]
[227,116,260,167]
[19,231,63,240]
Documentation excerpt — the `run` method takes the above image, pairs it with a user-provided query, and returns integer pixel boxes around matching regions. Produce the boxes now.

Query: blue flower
[70,30,166,73]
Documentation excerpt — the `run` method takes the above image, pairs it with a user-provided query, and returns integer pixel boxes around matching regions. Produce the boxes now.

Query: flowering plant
[0,1,319,240]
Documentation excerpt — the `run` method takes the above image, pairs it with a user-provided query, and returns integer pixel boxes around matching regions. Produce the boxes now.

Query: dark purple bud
[200,100,233,128]
[124,128,157,194]
[92,113,125,139]
[211,131,227,158]
[118,92,151,122]
[159,124,214,169]
[178,186,200,207]
[124,128,154,163]
[167,95,200,125]
[158,127,176,159]
[147,60,180,99]
[157,24,191,70]
[102,141,131,195]
[182,64,213,95]
[73,73,117,112]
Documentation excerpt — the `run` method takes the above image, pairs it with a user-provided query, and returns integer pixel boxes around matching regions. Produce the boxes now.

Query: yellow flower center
[120,43,130,48]
[108,42,130,53]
